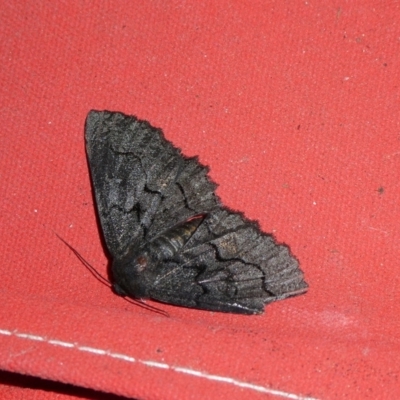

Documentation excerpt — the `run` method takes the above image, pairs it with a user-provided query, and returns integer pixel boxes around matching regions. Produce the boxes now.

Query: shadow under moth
[85,110,308,314]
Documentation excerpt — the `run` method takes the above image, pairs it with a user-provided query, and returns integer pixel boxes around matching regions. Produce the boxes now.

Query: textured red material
[1,2,399,399]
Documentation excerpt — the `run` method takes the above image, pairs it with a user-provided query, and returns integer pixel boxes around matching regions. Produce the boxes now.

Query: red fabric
[1,2,399,399]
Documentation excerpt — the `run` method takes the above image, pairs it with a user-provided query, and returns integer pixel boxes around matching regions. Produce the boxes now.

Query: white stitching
[15,333,45,341]
[108,352,136,362]
[0,328,318,400]
[141,360,170,369]
[47,340,74,348]
[77,346,107,355]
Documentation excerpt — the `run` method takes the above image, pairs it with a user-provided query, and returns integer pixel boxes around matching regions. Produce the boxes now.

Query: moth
[85,110,308,314]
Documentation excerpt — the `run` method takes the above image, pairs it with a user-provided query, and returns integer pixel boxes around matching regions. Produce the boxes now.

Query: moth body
[112,216,204,300]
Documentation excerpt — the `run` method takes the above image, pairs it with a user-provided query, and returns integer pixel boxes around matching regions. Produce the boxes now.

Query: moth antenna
[56,234,169,317]
[124,297,170,317]
[55,233,111,288]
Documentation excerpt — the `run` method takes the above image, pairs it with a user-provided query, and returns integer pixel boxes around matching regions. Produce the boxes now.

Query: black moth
[85,110,308,314]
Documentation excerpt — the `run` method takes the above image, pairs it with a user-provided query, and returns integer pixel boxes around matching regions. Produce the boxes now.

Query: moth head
[133,255,148,272]
[112,251,154,299]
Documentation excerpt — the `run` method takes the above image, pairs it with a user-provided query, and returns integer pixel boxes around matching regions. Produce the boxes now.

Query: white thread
[141,360,170,369]
[15,333,44,341]
[0,328,318,400]
[109,352,136,362]
[170,367,301,397]
[77,346,107,355]
[48,340,74,348]
[173,367,204,377]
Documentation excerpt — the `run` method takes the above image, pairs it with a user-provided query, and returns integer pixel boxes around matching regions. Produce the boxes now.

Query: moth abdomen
[148,215,205,260]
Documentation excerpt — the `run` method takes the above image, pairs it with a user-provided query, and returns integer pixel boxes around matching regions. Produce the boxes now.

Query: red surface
[1,2,399,399]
